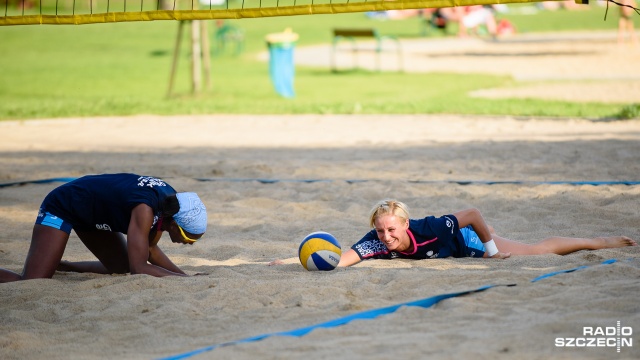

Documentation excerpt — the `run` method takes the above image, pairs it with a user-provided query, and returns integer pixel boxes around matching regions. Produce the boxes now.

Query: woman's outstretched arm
[337,248,362,267]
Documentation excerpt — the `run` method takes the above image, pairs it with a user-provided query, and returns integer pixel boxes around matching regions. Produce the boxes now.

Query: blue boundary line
[158,284,509,360]
[530,258,618,282]
[2,177,639,188]
[160,259,625,359]
[0,177,78,188]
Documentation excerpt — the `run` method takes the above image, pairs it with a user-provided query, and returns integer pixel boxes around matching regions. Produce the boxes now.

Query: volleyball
[298,231,342,271]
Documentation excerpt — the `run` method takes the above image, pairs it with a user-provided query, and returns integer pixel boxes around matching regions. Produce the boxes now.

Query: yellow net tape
[1,0,566,26]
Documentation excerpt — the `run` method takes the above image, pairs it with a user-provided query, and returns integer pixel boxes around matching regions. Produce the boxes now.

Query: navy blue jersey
[351,214,468,260]
[39,174,176,233]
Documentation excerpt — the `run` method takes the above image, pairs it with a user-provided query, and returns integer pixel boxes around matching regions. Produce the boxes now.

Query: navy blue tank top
[351,214,467,260]
[39,173,176,233]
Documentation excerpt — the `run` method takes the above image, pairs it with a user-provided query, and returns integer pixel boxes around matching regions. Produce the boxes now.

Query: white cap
[174,192,207,234]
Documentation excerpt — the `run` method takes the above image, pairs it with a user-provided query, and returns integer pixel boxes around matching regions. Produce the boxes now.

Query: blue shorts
[460,226,485,258]
[35,209,73,234]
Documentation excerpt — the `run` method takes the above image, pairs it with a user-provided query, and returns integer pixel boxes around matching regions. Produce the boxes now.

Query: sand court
[0,114,639,359]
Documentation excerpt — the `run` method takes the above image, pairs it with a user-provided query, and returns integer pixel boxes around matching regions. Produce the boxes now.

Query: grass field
[0,3,636,120]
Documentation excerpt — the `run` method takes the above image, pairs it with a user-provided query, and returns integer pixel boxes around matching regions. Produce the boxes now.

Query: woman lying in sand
[336,199,636,267]
[0,173,207,283]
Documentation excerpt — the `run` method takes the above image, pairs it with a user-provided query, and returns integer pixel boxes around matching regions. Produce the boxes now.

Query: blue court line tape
[194,178,640,186]
[409,180,640,186]
[195,178,333,184]
[158,284,511,360]
[2,177,639,188]
[160,259,628,359]
[530,258,618,282]
[0,177,78,188]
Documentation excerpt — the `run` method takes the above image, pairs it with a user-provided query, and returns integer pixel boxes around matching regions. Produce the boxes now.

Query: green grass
[0,4,635,120]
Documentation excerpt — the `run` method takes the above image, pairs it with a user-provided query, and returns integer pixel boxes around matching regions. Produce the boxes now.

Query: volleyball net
[1,0,574,26]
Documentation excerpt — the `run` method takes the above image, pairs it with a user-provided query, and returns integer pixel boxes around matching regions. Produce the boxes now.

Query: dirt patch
[469,80,640,103]
[292,30,640,103]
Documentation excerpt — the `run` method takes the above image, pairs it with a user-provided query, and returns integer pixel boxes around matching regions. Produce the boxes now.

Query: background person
[439,6,498,38]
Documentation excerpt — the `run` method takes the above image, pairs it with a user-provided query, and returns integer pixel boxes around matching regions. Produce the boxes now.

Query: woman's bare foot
[595,236,637,249]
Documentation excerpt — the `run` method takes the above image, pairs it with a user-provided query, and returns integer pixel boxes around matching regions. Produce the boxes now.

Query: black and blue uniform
[35,173,176,234]
[351,215,486,260]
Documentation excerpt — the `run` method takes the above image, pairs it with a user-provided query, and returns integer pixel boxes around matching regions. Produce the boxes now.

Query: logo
[555,321,633,353]
[443,216,454,234]
[96,223,112,231]
[137,176,167,188]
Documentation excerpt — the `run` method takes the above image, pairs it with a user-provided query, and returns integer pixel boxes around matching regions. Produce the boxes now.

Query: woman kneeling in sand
[0,173,208,283]
[337,199,636,267]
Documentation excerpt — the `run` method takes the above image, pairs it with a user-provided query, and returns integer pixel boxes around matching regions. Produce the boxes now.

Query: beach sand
[1,114,639,359]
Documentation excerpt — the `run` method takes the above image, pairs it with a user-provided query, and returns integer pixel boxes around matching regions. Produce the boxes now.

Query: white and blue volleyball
[298,231,342,271]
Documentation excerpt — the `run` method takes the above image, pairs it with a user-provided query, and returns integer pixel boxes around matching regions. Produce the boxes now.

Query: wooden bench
[331,28,403,72]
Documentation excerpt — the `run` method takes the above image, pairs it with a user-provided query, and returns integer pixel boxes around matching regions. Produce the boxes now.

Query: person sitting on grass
[336,199,636,267]
[0,173,207,283]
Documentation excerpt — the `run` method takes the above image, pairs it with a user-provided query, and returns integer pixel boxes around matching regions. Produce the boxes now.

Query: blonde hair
[368,199,410,228]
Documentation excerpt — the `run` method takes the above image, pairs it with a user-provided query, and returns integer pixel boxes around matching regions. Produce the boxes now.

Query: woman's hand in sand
[268,259,284,266]
[491,252,511,259]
